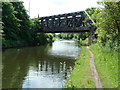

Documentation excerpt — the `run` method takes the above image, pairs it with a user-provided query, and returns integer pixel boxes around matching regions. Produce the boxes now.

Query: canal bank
[2,39,54,50]
[64,43,118,88]
[64,46,96,88]
[90,44,118,88]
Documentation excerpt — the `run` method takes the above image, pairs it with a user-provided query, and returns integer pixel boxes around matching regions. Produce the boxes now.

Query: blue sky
[21,0,101,18]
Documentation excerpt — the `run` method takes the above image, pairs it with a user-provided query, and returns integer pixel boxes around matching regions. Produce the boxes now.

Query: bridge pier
[88,26,96,45]
[88,32,93,45]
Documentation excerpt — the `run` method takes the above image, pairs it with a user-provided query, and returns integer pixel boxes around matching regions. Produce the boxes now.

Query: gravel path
[86,46,103,88]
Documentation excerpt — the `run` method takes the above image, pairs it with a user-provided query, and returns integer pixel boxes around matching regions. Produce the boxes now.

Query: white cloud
[21,0,100,18]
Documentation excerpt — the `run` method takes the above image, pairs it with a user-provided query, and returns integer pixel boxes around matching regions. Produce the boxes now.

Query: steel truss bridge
[37,11,97,44]
[38,11,96,33]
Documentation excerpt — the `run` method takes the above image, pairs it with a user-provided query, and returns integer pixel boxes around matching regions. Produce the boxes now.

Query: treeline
[91,2,119,50]
[57,33,89,45]
[58,2,119,50]
[57,33,89,40]
[2,2,54,49]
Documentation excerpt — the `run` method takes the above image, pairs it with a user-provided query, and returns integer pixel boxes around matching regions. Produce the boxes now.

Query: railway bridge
[37,11,97,44]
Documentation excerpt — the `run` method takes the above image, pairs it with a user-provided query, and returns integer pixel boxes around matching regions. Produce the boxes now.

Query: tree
[95,2,120,49]
[11,2,33,44]
[2,2,20,41]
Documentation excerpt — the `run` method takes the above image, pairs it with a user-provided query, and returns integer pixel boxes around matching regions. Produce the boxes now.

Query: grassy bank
[90,44,118,88]
[64,46,95,88]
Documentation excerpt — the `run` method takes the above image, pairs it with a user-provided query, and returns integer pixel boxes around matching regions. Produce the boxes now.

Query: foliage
[79,38,89,46]
[84,2,119,50]
[57,33,89,41]
[2,2,54,48]
[85,4,119,88]
[86,8,96,17]
[11,2,33,44]
[85,7,98,23]
[31,18,54,45]
[90,43,118,88]
[64,47,95,88]
[2,2,20,41]
[92,2,119,50]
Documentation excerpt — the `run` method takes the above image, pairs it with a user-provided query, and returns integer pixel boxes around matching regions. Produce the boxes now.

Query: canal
[2,40,81,88]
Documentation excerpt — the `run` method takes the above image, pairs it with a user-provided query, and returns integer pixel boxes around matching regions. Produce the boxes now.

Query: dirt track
[86,46,103,88]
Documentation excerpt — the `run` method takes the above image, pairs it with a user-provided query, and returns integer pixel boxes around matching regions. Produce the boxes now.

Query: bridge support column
[88,31,93,45]
[88,27,96,45]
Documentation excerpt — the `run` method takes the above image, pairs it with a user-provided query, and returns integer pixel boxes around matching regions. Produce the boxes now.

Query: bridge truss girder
[38,11,96,33]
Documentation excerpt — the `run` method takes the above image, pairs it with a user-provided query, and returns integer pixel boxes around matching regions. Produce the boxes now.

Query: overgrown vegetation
[64,47,95,88]
[91,2,119,50]
[89,2,119,88]
[57,33,89,41]
[90,43,118,88]
[2,1,54,49]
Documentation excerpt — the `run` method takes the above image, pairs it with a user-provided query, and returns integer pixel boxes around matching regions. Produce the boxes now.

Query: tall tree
[95,2,120,48]
[2,2,20,41]
[11,2,33,44]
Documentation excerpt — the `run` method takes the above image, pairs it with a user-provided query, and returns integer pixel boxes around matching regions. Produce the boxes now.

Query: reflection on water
[49,40,80,58]
[2,40,81,88]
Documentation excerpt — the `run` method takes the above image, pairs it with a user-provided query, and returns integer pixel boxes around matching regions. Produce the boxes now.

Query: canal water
[2,40,81,88]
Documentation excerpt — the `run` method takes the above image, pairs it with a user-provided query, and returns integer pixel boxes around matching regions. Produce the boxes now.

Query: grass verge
[64,46,95,88]
[90,43,118,88]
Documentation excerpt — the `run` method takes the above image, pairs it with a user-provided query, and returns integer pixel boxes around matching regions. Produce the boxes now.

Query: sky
[21,0,101,18]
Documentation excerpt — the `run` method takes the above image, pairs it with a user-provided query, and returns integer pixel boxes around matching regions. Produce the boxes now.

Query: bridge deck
[38,27,91,33]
